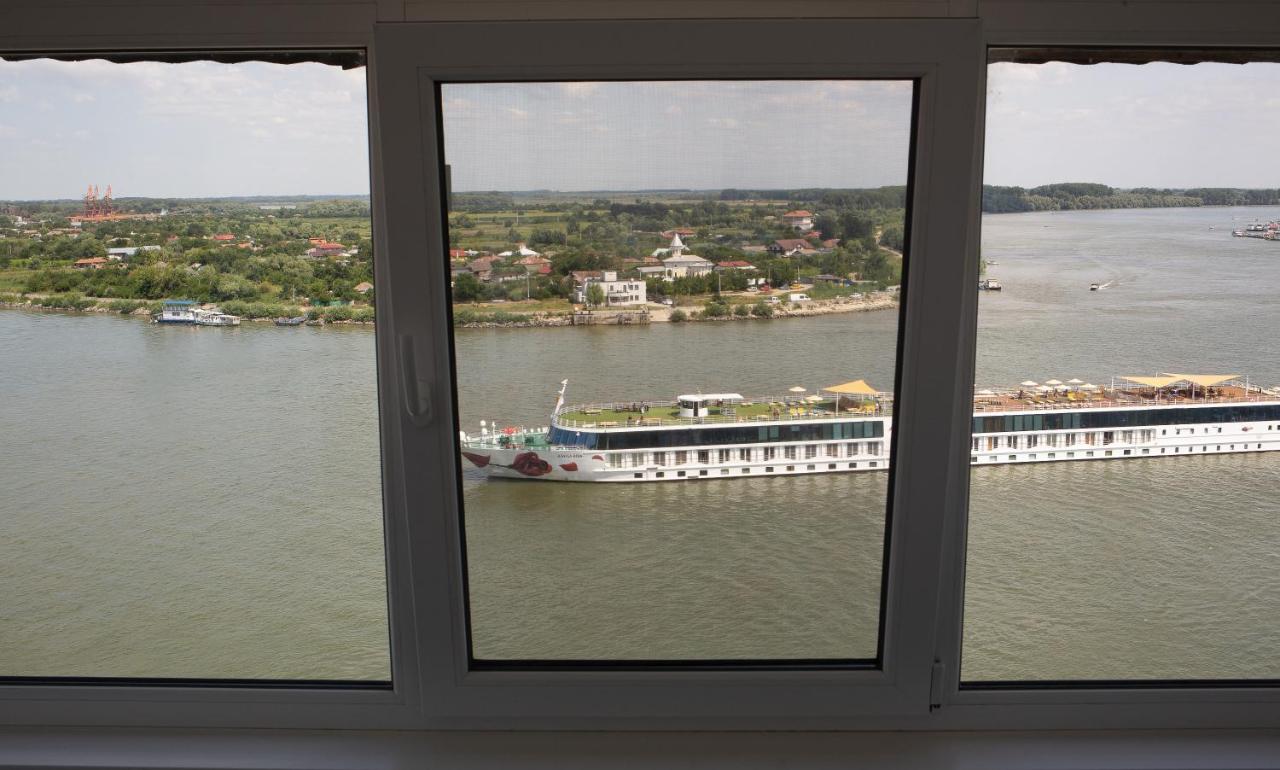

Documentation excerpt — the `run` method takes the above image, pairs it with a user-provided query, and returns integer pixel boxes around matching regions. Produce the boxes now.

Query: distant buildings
[72,257,110,269]
[573,270,647,306]
[782,209,815,232]
[498,242,541,258]
[769,238,817,257]
[305,240,347,258]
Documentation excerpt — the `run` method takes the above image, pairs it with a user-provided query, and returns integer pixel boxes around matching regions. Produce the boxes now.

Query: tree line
[982,183,1280,213]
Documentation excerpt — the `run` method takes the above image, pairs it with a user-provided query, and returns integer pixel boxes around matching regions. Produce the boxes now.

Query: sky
[440,81,914,192]
[0,58,370,199]
[3,58,1280,199]
[985,61,1280,188]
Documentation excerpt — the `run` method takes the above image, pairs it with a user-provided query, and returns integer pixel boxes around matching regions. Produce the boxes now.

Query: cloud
[559,82,601,98]
[505,107,529,119]
[0,85,16,102]
[0,123,17,138]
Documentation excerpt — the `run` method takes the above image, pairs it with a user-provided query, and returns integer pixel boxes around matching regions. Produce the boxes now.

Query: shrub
[732,303,750,317]
[43,292,95,310]
[750,301,774,318]
[107,299,145,314]
[702,302,729,318]
[351,307,376,323]
[669,309,687,323]
[322,305,354,322]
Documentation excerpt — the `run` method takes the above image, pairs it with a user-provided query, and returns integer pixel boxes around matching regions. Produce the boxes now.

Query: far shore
[0,291,897,329]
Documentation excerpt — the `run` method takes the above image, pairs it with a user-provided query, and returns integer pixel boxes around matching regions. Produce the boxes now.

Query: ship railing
[461,425,549,448]
[973,391,1278,413]
[553,396,894,429]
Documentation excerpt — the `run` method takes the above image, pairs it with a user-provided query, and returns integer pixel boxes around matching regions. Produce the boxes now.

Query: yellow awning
[1121,375,1182,388]
[824,379,878,396]
[1164,373,1240,388]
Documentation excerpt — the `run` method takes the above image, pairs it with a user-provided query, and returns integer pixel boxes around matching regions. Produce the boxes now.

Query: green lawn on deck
[556,398,878,426]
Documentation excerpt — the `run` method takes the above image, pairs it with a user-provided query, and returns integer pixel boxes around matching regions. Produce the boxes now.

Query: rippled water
[4,205,1280,679]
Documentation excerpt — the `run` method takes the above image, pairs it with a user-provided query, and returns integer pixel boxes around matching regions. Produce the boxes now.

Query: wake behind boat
[459,375,1280,482]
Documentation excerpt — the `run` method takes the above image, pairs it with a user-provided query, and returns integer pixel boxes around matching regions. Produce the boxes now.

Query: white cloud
[0,85,17,102]
[559,82,601,99]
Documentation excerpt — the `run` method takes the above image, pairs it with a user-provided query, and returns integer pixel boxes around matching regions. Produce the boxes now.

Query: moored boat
[459,375,1280,482]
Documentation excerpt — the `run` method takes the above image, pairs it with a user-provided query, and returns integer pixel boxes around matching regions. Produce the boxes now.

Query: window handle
[399,334,433,427]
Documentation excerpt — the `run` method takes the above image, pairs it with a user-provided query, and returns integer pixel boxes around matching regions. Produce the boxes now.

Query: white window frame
[373,17,983,729]
[0,0,1279,739]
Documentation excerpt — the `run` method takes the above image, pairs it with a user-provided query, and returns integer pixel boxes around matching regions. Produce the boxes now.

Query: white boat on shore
[193,308,241,326]
[459,375,1280,482]
[154,300,240,326]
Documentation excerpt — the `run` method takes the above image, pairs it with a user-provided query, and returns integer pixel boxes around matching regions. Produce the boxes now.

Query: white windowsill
[2,727,1280,769]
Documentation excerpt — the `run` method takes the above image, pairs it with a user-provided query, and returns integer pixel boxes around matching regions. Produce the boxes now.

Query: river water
[3,206,1280,680]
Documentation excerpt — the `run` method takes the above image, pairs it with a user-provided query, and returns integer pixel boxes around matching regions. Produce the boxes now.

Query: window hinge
[929,660,946,712]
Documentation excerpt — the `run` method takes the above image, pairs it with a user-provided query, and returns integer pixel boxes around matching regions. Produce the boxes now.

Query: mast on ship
[553,379,568,420]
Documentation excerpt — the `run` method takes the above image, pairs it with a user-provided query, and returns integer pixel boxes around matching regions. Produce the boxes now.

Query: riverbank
[1,290,897,328]
[454,293,897,327]
[0,292,375,325]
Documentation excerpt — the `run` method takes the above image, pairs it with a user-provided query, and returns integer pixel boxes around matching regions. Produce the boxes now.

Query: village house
[515,253,552,273]
[572,270,647,306]
[211,233,235,243]
[72,257,110,270]
[716,260,757,272]
[306,240,347,258]
[769,238,818,257]
[659,227,697,240]
[354,281,374,294]
[106,245,161,260]
[782,209,815,232]
[467,255,504,281]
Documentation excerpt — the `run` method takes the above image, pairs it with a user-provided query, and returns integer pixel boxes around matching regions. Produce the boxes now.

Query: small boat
[1090,283,1100,291]
[979,278,1002,291]
[274,316,307,326]
[192,308,240,326]
[155,299,198,324]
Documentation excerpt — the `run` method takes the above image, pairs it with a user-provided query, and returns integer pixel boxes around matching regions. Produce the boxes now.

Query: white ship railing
[553,396,892,429]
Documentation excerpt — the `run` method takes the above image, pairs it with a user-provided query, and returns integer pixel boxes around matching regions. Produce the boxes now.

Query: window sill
[2,727,1279,769]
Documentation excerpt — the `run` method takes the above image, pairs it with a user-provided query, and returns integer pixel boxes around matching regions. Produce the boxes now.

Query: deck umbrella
[1020,380,1039,387]
[823,379,878,412]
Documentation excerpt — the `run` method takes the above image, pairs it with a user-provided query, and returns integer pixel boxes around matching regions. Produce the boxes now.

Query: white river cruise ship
[458,375,1280,482]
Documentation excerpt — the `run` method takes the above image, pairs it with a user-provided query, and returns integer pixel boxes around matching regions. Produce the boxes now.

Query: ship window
[438,75,912,666]
[0,54,390,684]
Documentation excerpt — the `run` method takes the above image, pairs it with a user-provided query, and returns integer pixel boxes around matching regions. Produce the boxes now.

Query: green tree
[585,282,605,310]
[452,272,482,302]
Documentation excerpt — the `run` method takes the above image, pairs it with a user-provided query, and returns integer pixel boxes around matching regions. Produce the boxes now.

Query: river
[3,205,1280,681]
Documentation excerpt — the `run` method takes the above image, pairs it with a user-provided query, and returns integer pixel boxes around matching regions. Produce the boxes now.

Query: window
[964,50,1280,685]
[12,11,1278,739]
[0,54,389,683]
[443,73,914,664]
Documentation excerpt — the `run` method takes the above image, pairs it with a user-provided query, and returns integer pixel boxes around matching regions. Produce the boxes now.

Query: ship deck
[554,383,1280,430]
[555,397,885,429]
[975,384,1278,412]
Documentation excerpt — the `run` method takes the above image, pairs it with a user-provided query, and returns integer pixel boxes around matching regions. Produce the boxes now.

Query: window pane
[964,58,1280,682]
[0,57,389,680]
[441,80,914,661]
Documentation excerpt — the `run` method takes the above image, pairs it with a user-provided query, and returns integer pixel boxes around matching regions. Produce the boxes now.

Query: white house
[573,270,647,306]
[782,209,815,232]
